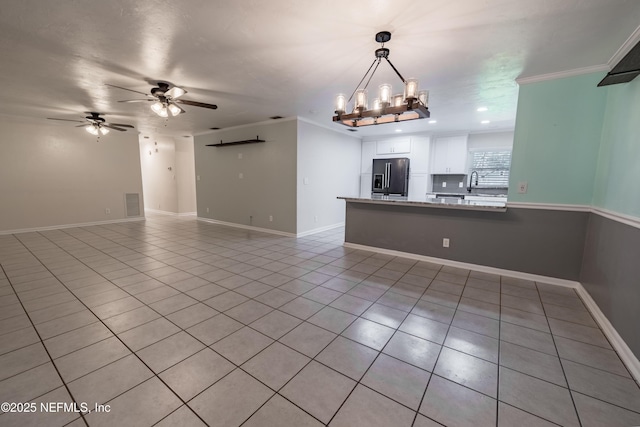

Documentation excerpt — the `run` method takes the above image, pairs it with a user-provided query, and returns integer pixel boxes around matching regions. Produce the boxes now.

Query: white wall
[0,119,143,232]
[468,131,514,150]
[194,118,298,233]
[297,119,361,234]
[139,135,197,215]
[176,137,197,214]
[139,136,178,213]
[360,135,431,198]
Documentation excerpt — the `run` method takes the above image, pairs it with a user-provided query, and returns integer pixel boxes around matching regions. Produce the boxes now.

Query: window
[470,150,511,188]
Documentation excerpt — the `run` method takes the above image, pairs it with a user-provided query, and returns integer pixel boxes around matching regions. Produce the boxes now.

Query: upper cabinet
[376,138,411,155]
[431,135,468,174]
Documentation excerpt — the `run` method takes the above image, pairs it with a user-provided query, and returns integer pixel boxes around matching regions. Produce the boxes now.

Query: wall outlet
[196,175,200,181]
[269,215,273,222]
[518,181,528,194]
[105,208,111,214]
[442,182,447,188]
[443,238,450,248]
[238,153,243,159]
[206,207,209,213]
[459,182,463,188]
[303,177,309,185]
[239,172,244,179]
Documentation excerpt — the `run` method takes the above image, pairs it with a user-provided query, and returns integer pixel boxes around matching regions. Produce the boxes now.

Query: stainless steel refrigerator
[372,158,410,196]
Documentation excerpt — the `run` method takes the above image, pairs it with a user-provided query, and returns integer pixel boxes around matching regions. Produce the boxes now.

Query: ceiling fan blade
[102,124,127,132]
[105,84,150,97]
[175,99,218,110]
[47,118,84,123]
[118,99,154,103]
[107,123,135,128]
[75,124,90,128]
[165,86,187,99]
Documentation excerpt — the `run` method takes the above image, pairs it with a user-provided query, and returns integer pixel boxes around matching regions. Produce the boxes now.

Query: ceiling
[1,0,639,139]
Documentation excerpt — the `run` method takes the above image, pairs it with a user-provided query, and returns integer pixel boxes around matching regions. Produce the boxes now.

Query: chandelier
[333,31,430,128]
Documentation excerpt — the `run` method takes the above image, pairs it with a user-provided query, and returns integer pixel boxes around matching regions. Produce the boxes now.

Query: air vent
[269,116,284,120]
[347,129,358,132]
[210,127,220,130]
[124,193,141,217]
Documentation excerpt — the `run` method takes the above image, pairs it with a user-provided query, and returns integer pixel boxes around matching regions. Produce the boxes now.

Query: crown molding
[516,65,610,85]
[608,24,640,68]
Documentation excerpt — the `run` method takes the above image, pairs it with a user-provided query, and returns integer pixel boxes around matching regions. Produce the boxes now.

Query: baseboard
[0,216,145,235]
[196,217,296,237]
[343,242,579,288]
[296,222,345,238]
[575,284,640,383]
[144,209,196,217]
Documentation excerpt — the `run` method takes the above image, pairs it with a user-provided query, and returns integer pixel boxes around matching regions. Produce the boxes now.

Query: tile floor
[1,215,639,426]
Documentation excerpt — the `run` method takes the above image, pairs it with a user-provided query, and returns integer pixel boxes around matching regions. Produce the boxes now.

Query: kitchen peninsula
[338,194,589,281]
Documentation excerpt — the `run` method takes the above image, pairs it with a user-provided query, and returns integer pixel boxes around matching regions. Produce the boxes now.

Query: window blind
[471,150,511,187]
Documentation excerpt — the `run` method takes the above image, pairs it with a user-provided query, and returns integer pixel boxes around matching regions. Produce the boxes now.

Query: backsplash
[432,174,467,194]
[431,174,508,196]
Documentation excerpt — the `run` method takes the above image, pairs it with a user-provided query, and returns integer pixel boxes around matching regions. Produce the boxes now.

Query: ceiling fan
[107,82,218,117]
[47,112,134,135]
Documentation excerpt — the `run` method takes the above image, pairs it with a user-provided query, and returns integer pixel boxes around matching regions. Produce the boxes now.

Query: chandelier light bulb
[99,127,109,135]
[418,90,429,107]
[335,94,347,114]
[379,84,392,105]
[405,79,419,100]
[354,89,367,113]
[86,125,99,135]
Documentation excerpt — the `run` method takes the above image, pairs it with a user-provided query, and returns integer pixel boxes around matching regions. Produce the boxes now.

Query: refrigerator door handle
[386,163,390,188]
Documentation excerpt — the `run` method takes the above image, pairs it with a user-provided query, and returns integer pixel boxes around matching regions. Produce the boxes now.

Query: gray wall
[194,119,298,233]
[297,120,361,234]
[581,214,640,357]
[0,120,143,232]
[344,202,588,280]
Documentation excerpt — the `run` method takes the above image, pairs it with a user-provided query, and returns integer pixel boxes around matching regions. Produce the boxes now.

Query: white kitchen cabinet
[431,135,468,174]
[376,138,411,155]
[408,173,428,200]
[360,173,372,197]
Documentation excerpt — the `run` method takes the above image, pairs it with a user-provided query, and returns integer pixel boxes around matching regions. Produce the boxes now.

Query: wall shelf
[206,136,265,147]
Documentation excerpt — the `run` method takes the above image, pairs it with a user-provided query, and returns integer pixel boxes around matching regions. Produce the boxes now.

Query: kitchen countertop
[338,194,507,212]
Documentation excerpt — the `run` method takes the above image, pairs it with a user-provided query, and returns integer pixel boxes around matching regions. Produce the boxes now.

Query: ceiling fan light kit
[108,82,217,119]
[47,112,134,138]
[333,31,430,128]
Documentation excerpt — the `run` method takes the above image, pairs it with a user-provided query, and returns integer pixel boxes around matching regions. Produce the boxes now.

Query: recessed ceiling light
[428,120,437,124]
[477,107,488,112]
[481,120,490,124]
[395,129,402,132]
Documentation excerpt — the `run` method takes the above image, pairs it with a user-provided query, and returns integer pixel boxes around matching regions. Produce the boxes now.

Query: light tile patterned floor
[1,215,640,426]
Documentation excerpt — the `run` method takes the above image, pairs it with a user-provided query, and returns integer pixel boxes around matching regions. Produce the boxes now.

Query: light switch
[459,182,463,188]
[303,177,309,185]
[239,173,244,179]
[196,175,200,181]
[238,153,243,159]
[442,182,447,188]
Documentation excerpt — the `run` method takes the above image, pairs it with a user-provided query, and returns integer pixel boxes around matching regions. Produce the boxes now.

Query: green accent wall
[592,77,640,218]
[508,73,607,205]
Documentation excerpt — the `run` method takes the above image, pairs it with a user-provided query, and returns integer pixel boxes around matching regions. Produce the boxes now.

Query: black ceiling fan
[47,112,134,135]
[107,82,218,117]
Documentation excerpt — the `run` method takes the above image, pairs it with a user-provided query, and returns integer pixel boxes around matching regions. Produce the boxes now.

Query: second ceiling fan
[108,82,218,118]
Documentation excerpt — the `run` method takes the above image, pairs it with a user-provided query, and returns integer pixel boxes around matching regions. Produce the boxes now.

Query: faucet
[467,171,478,193]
